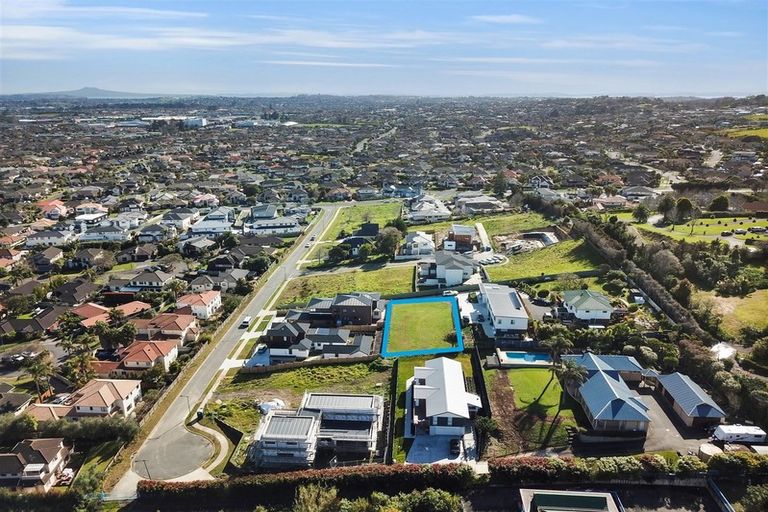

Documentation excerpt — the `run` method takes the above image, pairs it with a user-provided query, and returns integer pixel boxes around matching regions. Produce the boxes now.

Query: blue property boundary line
[381,296,464,358]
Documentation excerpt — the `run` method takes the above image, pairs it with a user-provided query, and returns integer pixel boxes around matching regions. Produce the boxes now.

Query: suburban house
[160,208,199,231]
[562,353,649,434]
[405,194,452,222]
[72,301,151,328]
[340,222,379,257]
[32,247,64,273]
[321,334,374,359]
[444,224,476,251]
[112,341,179,376]
[261,321,312,360]
[67,379,142,418]
[245,216,303,236]
[250,392,383,468]
[0,438,72,492]
[137,224,176,243]
[411,357,481,436]
[478,283,530,341]
[399,231,435,258]
[79,225,131,243]
[67,248,113,270]
[126,270,174,292]
[0,390,33,416]
[561,290,614,323]
[250,410,320,469]
[117,243,156,263]
[175,290,222,319]
[418,251,479,288]
[133,313,198,347]
[249,204,278,220]
[25,229,76,248]
[325,292,384,326]
[455,194,505,215]
[655,373,726,428]
[51,278,100,305]
[621,186,658,201]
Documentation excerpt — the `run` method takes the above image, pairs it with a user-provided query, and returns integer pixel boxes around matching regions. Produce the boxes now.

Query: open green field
[484,368,578,454]
[216,362,392,408]
[324,201,402,240]
[276,266,412,308]
[386,301,456,353]
[699,289,768,337]
[616,212,768,244]
[408,212,549,238]
[486,239,604,281]
[393,353,473,462]
[725,127,768,139]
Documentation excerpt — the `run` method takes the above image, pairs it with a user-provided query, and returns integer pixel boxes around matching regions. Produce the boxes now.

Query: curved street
[109,204,341,498]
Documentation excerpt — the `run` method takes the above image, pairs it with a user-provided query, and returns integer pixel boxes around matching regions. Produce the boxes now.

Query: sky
[0,0,766,97]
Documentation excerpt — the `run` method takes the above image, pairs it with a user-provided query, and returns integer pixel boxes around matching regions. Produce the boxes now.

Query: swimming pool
[496,349,553,368]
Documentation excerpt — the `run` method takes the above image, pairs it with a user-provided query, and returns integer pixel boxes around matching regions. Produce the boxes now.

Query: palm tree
[165,279,187,300]
[554,359,588,404]
[22,351,55,402]
[107,308,126,326]
[540,334,573,364]
[66,352,95,387]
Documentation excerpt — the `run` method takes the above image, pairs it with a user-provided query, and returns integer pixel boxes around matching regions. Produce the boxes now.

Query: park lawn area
[617,212,768,243]
[393,353,472,462]
[324,201,402,241]
[386,301,456,353]
[215,361,392,409]
[725,127,768,139]
[75,440,123,481]
[486,240,603,281]
[407,212,549,238]
[276,266,413,308]
[699,289,768,337]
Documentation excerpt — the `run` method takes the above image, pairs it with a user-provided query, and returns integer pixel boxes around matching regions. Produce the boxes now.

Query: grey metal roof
[480,283,529,319]
[657,373,725,418]
[262,414,316,439]
[562,353,642,374]
[579,371,650,422]
[303,393,378,411]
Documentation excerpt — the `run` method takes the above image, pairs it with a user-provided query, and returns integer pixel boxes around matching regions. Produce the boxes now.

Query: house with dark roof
[0,438,71,492]
[656,372,726,428]
[562,353,650,433]
[32,247,64,273]
[51,278,99,305]
[321,334,374,359]
[417,251,479,288]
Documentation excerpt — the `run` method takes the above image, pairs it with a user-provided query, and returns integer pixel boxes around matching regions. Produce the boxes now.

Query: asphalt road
[117,205,340,486]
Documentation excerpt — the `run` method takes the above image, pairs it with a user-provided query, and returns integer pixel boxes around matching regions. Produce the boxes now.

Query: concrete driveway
[640,387,710,454]
[406,431,476,465]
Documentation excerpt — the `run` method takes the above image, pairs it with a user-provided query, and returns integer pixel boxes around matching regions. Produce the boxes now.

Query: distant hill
[1,87,170,99]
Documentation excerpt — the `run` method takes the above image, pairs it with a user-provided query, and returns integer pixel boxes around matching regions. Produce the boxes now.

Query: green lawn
[408,212,549,239]
[276,266,413,308]
[386,301,456,353]
[324,201,402,241]
[486,240,604,281]
[75,441,123,481]
[206,399,262,434]
[392,353,473,462]
[725,127,768,139]
[486,368,578,453]
[216,361,392,407]
[616,212,768,244]
[700,289,768,337]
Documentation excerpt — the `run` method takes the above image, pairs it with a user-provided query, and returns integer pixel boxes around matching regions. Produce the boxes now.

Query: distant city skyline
[1,0,766,97]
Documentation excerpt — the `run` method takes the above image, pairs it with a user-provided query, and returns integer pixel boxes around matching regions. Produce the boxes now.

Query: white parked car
[258,398,286,414]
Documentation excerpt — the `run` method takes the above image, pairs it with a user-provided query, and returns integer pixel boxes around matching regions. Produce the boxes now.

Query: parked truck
[713,425,767,444]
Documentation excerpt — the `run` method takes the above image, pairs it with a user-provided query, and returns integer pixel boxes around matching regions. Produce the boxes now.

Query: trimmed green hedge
[138,463,475,509]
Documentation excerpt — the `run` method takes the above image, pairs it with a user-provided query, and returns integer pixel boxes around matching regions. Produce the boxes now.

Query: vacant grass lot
[206,399,262,435]
[393,353,473,462]
[699,289,768,337]
[324,201,402,241]
[386,301,456,353]
[215,361,392,409]
[276,266,413,308]
[75,440,123,482]
[486,239,603,281]
[617,212,768,243]
[725,127,768,139]
[484,368,578,455]
[408,212,549,238]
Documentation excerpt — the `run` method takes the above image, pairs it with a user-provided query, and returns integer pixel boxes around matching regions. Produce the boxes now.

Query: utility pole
[138,459,152,480]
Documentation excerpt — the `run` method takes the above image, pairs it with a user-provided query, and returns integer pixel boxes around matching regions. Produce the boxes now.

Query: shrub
[676,455,707,477]
[489,457,588,483]
[591,456,643,479]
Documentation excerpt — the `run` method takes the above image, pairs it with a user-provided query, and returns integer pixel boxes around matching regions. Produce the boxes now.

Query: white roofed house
[245,216,303,236]
[399,231,435,258]
[411,357,481,436]
[478,283,530,342]
[418,251,479,289]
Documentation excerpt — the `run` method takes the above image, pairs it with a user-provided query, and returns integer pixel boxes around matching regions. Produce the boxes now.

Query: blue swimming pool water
[505,352,551,362]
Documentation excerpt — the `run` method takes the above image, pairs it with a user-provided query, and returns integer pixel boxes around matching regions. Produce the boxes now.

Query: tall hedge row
[137,463,475,509]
